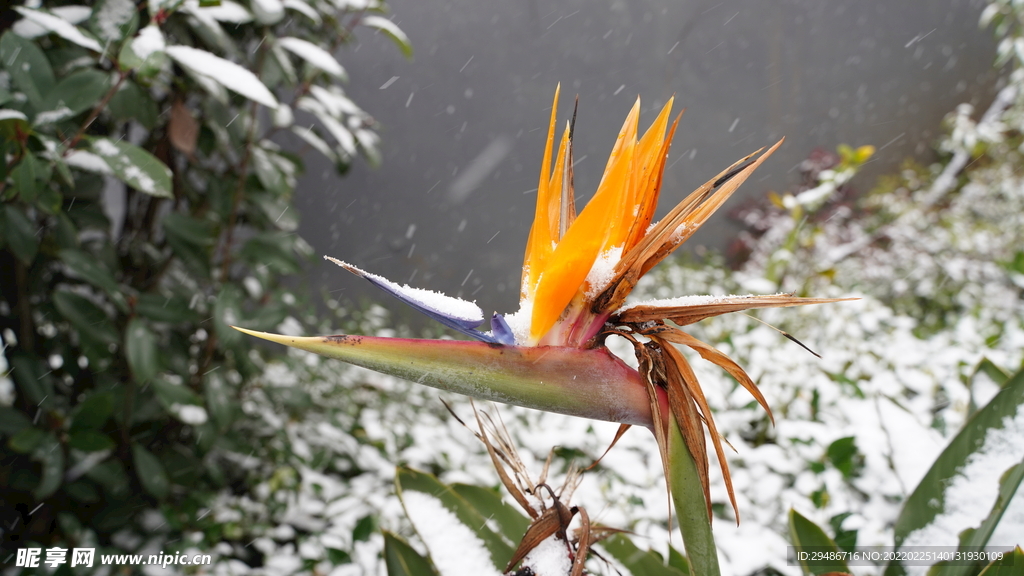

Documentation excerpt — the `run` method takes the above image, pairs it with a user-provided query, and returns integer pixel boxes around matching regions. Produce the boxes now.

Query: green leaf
[395,467,514,572]
[361,16,413,59]
[450,483,531,545]
[89,137,172,198]
[151,378,203,411]
[383,531,439,576]
[163,213,216,278]
[353,514,378,542]
[601,533,689,576]
[251,146,287,194]
[41,68,110,118]
[825,436,863,479]
[131,443,169,498]
[977,546,1023,576]
[108,80,158,129]
[214,285,244,347]
[33,434,65,499]
[8,426,47,453]
[3,205,39,263]
[85,459,130,497]
[68,430,116,452]
[667,414,721,576]
[0,407,32,436]
[70,391,115,431]
[60,248,120,296]
[240,234,302,274]
[667,545,692,574]
[135,293,197,323]
[204,371,234,430]
[0,108,30,140]
[53,289,120,345]
[11,153,42,203]
[890,368,1024,575]
[7,353,53,406]
[0,32,56,108]
[788,509,850,575]
[125,318,159,383]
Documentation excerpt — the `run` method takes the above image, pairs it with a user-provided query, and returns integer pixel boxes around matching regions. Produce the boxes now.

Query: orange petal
[529,98,640,341]
[521,85,562,300]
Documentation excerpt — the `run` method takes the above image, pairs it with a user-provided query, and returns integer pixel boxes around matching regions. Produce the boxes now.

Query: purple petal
[326,257,501,344]
[489,313,516,345]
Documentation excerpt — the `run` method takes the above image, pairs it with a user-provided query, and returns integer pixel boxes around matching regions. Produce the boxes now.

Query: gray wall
[292,0,999,326]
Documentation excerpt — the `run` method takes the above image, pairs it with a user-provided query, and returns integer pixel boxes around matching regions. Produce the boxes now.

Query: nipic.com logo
[11,547,212,569]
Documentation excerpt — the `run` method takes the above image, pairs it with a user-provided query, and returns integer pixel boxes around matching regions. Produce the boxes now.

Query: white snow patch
[616,293,770,313]
[585,246,623,298]
[171,403,209,425]
[401,491,500,576]
[327,257,483,325]
[165,45,278,108]
[132,25,166,60]
[33,106,74,125]
[66,150,113,174]
[520,534,572,576]
[502,297,534,345]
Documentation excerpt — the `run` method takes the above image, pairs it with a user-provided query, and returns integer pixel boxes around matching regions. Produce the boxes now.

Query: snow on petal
[165,45,278,108]
[325,257,500,343]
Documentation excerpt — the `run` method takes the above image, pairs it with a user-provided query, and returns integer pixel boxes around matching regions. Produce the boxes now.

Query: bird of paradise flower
[236,85,848,575]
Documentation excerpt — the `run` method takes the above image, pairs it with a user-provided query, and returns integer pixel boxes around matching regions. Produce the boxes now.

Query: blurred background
[292,0,1000,321]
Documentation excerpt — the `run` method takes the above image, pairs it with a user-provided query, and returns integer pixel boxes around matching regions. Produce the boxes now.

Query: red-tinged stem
[234,327,667,428]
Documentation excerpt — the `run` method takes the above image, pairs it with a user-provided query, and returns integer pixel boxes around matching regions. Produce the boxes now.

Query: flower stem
[668,412,721,576]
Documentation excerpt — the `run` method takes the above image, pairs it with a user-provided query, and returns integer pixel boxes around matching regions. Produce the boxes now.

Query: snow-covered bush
[0,0,408,573]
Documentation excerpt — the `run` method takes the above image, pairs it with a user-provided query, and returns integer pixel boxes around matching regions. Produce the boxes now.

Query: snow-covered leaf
[892,368,1024,573]
[297,97,356,157]
[251,0,285,24]
[90,0,137,42]
[13,5,92,38]
[361,15,412,59]
[278,36,347,80]
[395,468,507,575]
[308,85,361,117]
[166,45,278,108]
[88,137,173,198]
[119,25,168,76]
[181,4,236,53]
[0,109,30,140]
[282,0,320,24]
[290,125,337,162]
[14,7,103,52]
[190,0,253,23]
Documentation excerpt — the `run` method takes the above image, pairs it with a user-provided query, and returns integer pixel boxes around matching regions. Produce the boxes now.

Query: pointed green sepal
[234,327,661,427]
